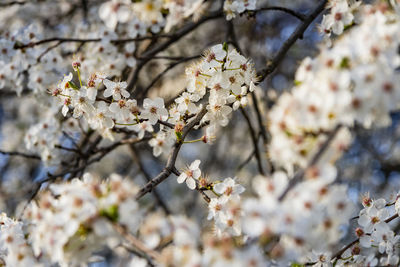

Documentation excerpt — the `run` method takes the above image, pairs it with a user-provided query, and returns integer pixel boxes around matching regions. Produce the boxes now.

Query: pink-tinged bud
[87,79,95,88]
[355,227,364,237]
[201,135,215,144]
[198,177,208,188]
[52,88,61,96]
[72,61,81,71]
[351,246,361,255]
[362,193,372,207]
[175,122,184,133]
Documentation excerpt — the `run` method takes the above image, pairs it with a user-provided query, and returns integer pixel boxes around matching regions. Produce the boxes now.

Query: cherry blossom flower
[131,121,154,139]
[103,79,130,100]
[89,101,115,130]
[214,177,245,200]
[99,0,131,30]
[149,131,174,157]
[141,97,169,125]
[177,159,201,190]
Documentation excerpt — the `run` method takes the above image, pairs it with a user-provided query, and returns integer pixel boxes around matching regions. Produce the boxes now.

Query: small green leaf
[339,57,350,69]
[294,80,302,86]
[68,81,80,90]
[222,42,229,52]
[100,205,119,222]
[175,131,183,142]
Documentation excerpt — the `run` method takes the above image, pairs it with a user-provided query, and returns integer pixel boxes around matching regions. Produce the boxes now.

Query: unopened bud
[355,227,364,237]
[72,61,81,71]
[351,246,361,255]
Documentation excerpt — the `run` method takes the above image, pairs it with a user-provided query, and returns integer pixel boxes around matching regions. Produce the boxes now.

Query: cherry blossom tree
[1,0,400,266]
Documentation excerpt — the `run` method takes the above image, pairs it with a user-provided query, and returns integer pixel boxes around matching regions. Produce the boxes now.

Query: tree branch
[330,213,399,261]
[240,107,265,175]
[127,10,224,95]
[252,6,307,21]
[129,145,171,214]
[113,223,162,264]
[136,107,208,200]
[138,55,201,99]
[257,0,328,83]
[14,35,170,49]
[0,1,26,7]
[0,149,41,160]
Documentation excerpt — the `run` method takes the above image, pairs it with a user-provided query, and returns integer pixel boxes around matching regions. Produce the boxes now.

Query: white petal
[192,169,201,179]
[109,102,119,113]
[177,174,187,184]
[103,88,113,98]
[121,90,130,98]
[154,97,164,108]
[186,178,196,190]
[191,159,201,170]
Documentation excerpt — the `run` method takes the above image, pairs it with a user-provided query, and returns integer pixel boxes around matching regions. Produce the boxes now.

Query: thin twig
[129,145,171,214]
[114,223,162,264]
[14,35,170,49]
[138,55,201,99]
[54,144,82,155]
[330,213,399,261]
[0,149,41,160]
[37,41,62,62]
[237,149,255,172]
[136,107,208,199]
[240,107,265,175]
[250,92,268,143]
[0,1,26,7]
[251,6,307,21]
[257,0,328,83]
[127,10,224,95]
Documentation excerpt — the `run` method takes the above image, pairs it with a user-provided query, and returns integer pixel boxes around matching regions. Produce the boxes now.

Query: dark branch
[136,107,208,200]
[257,0,328,83]
[138,55,201,99]
[0,149,41,160]
[14,35,170,50]
[252,6,307,21]
[331,213,399,261]
[127,10,224,95]
[0,1,26,7]
[129,145,171,214]
[240,107,265,175]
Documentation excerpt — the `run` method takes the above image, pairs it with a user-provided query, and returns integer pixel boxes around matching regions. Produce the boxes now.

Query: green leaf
[294,80,302,86]
[100,205,119,222]
[68,81,80,90]
[222,42,229,52]
[175,131,183,142]
[339,57,350,69]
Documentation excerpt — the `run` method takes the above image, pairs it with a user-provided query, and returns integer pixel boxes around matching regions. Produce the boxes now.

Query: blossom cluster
[0,0,206,98]
[178,160,247,237]
[0,213,39,266]
[99,0,205,32]
[24,117,62,165]
[19,173,141,266]
[223,0,258,20]
[269,5,400,171]
[23,112,80,166]
[0,24,62,95]
[335,196,400,266]
[48,43,258,160]
[3,1,400,266]
[207,177,245,237]
[320,0,361,37]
